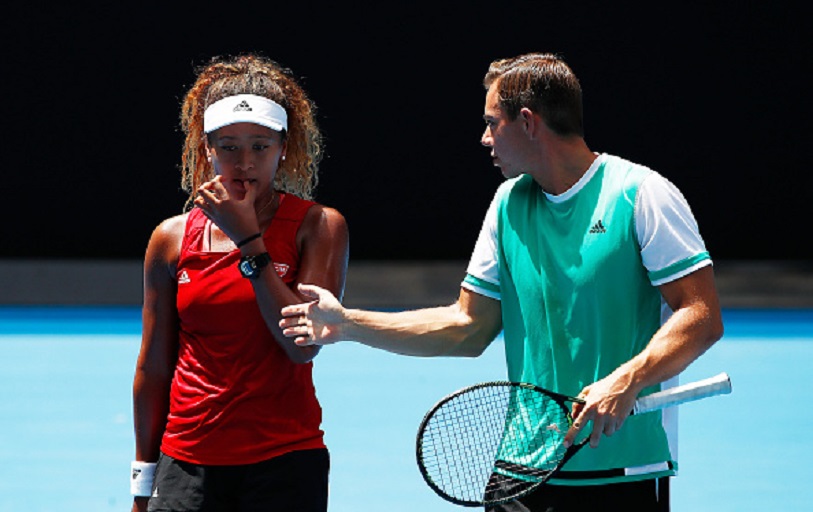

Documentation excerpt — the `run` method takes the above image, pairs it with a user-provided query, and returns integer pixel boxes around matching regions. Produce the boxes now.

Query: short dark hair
[484,53,584,137]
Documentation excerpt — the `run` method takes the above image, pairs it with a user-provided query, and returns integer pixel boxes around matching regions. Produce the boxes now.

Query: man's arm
[565,265,724,447]
[280,285,503,358]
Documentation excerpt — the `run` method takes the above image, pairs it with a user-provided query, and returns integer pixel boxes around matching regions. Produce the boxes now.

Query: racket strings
[419,384,571,505]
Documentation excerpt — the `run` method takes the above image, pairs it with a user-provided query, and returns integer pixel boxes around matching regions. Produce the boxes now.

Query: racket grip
[633,372,732,415]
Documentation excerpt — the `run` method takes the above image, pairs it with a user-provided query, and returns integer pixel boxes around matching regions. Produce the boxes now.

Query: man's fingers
[563,419,585,448]
[589,431,603,448]
[296,283,324,300]
[279,315,304,328]
[280,302,307,318]
[294,335,314,346]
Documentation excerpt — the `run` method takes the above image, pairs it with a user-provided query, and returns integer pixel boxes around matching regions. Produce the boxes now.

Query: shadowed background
[1,2,810,266]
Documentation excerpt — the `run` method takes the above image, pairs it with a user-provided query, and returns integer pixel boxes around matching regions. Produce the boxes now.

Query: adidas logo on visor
[233,100,253,112]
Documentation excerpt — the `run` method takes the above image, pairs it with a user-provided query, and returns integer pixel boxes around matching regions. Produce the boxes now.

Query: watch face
[239,253,270,279]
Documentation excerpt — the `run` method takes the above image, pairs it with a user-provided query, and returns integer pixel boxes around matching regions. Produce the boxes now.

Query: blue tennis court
[0,307,811,511]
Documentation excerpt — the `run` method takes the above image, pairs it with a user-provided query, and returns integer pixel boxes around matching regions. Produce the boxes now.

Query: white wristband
[130,461,157,497]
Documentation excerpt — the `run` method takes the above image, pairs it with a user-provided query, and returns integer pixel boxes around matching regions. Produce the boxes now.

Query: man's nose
[480,128,493,147]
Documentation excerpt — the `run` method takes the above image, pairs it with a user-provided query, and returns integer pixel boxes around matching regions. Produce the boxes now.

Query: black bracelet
[236,232,262,248]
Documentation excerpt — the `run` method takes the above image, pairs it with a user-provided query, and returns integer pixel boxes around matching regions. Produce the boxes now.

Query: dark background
[2,2,810,262]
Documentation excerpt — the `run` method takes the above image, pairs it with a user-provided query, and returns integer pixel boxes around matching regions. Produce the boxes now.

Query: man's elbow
[696,305,725,350]
[445,330,498,358]
[450,343,488,358]
[709,314,725,344]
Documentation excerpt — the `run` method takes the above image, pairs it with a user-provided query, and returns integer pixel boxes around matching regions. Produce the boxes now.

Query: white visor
[203,94,288,134]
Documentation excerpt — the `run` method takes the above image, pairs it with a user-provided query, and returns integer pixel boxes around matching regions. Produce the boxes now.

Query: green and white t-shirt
[462,153,712,485]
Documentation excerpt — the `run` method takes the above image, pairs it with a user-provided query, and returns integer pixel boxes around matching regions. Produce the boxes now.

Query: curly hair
[179,54,323,209]
[484,53,583,137]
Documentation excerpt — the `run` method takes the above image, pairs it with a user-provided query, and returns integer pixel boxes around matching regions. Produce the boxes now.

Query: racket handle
[633,372,732,415]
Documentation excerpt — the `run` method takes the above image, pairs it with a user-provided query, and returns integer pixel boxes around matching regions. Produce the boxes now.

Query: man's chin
[500,168,518,179]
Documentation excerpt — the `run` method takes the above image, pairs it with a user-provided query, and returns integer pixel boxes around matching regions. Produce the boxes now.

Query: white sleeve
[636,173,712,286]
[461,193,501,300]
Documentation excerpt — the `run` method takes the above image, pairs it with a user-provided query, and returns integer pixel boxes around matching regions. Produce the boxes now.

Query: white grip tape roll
[633,372,732,415]
[130,461,157,497]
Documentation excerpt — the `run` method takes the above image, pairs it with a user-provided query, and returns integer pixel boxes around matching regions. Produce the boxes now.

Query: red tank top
[162,193,326,465]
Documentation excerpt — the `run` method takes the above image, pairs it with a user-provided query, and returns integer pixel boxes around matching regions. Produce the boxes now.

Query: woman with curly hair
[131,53,348,512]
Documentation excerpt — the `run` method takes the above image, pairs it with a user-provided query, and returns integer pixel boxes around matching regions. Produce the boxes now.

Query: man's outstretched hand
[280,284,345,346]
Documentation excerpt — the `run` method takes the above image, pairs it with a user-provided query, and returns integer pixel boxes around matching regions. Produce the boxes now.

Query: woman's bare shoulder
[151,213,188,242]
[145,213,189,265]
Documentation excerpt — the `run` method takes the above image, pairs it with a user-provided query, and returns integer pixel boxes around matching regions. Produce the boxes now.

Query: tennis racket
[416,372,732,507]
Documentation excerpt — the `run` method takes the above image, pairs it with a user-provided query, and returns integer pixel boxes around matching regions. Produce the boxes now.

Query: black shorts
[147,449,330,512]
[485,476,670,512]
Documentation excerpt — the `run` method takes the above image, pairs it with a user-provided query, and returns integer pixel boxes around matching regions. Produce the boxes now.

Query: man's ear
[520,107,538,138]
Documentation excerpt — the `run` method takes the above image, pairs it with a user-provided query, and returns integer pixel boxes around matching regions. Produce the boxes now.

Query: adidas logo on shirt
[589,220,606,234]
[178,270,191,284]
[233,100,252,112]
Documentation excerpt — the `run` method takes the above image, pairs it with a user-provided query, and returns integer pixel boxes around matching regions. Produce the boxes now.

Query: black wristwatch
[238,252,272,279]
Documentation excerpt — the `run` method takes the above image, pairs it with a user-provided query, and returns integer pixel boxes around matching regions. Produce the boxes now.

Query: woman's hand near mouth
[194,175,263,245]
